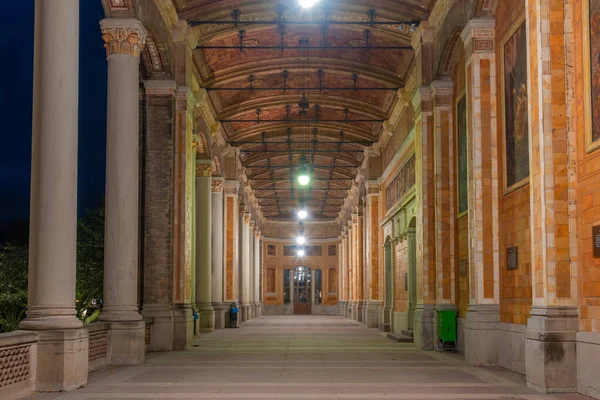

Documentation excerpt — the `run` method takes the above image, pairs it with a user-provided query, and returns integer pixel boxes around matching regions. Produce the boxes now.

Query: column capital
[430,80,454,107]
[100,18,147,58]
[211,178,224,193]
[224,180,239,196]
[461,19,496,58]
[243,213,251,224]
[144,80,177,96]
[411,86,433,114]
[366,180,380,195]
[196,159,213,177]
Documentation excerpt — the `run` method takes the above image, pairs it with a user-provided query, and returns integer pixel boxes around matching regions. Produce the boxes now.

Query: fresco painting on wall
[503,21,530,188]
[590,0,600,144]
[385,154,416,211]
[457,95,468,214]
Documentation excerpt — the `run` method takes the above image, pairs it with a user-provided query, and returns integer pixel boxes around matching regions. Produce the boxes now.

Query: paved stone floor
[28,315,590,400]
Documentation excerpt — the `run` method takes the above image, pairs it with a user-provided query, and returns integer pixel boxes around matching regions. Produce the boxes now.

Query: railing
[85,322,111,372]
[0,331,38,399]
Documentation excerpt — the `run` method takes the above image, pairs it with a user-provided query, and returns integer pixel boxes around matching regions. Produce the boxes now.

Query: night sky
[0,2,108,227]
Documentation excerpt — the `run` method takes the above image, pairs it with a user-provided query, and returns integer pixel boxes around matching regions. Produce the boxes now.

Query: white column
[247,221,255,320]
[195,160,214,332]
[240,213,251,321]
[254,232,261,316]
[211,178,225,328]
[98,18,147,365]
[21,0,88,391]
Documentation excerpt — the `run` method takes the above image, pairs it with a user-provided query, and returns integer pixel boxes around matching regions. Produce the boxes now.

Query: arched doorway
[293,266,312,315]
[381,237,394,332]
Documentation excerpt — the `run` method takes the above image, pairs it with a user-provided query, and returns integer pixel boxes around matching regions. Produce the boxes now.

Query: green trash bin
[437,310,457,351]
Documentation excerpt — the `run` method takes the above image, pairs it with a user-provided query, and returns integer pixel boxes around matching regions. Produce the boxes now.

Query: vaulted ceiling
[176,0,436,221]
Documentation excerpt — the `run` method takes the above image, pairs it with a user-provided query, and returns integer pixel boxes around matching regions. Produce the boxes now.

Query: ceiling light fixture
[297,154,310,186]
[297,248,305,257]
[297,235,306,245]
[298,209,308,220]
[298,0,320,8]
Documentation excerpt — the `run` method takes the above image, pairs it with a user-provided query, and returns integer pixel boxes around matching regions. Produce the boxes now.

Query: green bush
[0,202,105,332]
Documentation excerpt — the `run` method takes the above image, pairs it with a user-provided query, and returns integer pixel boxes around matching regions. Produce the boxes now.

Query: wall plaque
[459,259,467,277]
[507,246,518,270]
[594,225,600,258]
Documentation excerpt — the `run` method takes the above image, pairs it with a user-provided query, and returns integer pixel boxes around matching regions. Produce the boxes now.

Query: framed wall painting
[501,18,530,192]
[584,0,600,152]
[455,92,468,217]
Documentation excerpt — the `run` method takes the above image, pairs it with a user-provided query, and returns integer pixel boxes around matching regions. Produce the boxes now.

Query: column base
[464,304,499,366]
[109,321,145,365]
[141,305,174,351]
[197,303,215,333]
[577,331,600,399]
[172,304,194,350]
[379,306,393,332]
[413,304,434,350]
[212,302,227,329]
[363,301,382,328]
[241,304,251,322]
[338,301,345,316]
[356,301,365,323]
[525,306,578,393]
[34,329,88,392]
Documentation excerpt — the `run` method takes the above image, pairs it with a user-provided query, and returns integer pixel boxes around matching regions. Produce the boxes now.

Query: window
[328,245,337,256]
[283,269,291,304]
[315,269,322,305]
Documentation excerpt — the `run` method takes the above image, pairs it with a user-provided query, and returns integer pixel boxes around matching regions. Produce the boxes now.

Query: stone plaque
[594,225,600,258]
[459,259,467,277]
[507,246,518,270]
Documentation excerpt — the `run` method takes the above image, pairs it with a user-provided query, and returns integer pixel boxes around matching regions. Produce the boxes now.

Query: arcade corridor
[27,316,589,400]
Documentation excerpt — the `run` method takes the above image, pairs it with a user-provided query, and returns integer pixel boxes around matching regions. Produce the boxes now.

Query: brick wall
[142,93,174,305]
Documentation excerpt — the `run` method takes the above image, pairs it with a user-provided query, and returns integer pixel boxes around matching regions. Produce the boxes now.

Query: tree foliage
[0,202,105,332]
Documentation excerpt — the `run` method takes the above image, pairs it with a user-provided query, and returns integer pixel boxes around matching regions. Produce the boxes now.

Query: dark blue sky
[0,2,107,223]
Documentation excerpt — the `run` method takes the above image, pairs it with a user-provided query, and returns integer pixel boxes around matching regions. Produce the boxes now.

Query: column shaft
[211,178,225,328]
[254,233,261,316]
[195,160,214,332]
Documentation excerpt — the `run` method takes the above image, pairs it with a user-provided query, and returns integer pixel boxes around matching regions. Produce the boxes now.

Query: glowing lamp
[297,235,306,245]
[297,249,305,257]
[298,0,320,8]
[298,209,308,220]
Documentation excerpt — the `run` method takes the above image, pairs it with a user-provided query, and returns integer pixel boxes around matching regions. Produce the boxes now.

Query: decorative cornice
[144,80,176,95]
[100,19,147,58]
[366,180,380,195]
[411,86,433,115]
[430,80,454,107]
[224,180,239,196]
[461,19,496,59]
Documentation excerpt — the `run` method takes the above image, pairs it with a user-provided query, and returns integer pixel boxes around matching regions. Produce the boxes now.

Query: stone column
[431,80,457,341]
[240,213,251,322]
[461,19,501,365]
[338,231,346,316]
[356,207,365,323]
[524,2,578,392]
[412,86,435,350]
[223,181,239,327]
[412,21,436,350]
[247,221,255,320]
[407,227,417,332]
[195,160,214,332]
[347,220,355,319]
[20,0,88,391]
[211,178,226,328]
[364,182,382,328]
[254,231,261,316]
[98,18,147,365]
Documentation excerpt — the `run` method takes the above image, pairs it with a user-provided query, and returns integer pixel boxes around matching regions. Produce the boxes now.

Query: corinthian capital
[100,19,147,58]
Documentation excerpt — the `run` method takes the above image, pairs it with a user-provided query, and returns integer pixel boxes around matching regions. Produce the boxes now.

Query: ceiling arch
[176,0,435,220]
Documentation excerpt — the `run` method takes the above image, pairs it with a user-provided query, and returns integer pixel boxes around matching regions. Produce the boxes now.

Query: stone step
[387,332,414,343]
[378,323,391,332]
[401,330,414,338]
